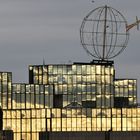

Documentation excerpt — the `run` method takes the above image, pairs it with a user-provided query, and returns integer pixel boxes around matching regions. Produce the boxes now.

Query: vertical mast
[102,5,108,60]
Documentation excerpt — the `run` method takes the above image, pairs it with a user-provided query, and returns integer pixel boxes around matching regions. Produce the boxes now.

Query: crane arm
[126,17,140,32]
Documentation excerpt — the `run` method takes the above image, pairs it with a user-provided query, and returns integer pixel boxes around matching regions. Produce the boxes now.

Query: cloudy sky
[0,0,140,99]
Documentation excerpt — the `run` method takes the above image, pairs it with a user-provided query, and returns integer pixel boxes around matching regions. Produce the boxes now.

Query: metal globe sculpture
[80,5,129,60]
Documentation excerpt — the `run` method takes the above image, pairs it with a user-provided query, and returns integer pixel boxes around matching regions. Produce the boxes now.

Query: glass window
[52,66,57,74]
[35,94,40,108]
[43,74,48,84]
[132,117,136,130]
[127,118,132,130]
[45,85,49,94]
[82,76,86,83]
[127,109,132,117]
[77,118,82,130]
[26,110,31,118]
[72,65,76,74]
[97,84,101,94]
[91,66,95,74]
[39,75,43,84]
[105,67,110,75]
[58,66,63,74]
[33,67,38,75]
[40,85,44,93]
[67,66,72,75]
[112,118,117,131]
[32,119,37,132]
[92,117,96,131]
[35,85,39,94]
[77,75,82,83]
[105,118,110,130]
[26,94,31,109]
[62,66,67,74]
[21,94,25,108]
[48,65,53,74]
[26,85,30,93]
[111,67,114,75]
[102,118,107,131]
[7,73,12,82]
[137,118,140,130]
[21,84,25,93]
[77,65,82,74]
[39,67,42,75]
[87,65,90,74]
[2,82,7,93]
[22,119,27,132]
[67,118,72,131]
[63,85,67,94]
[96,118,101,130]
[62,118,66,131]
[34,76,38,83]
[101,66,105,75]
[17,119,21,132]
[30,85,34,93]
[12,119,16,132]
[82,65,86,75]
[43,66,47,73]
[31,110,36,119]
[2,73,7,82]
[16,111,20,118]
[87,75,91,83]
[96,66,101,74]
[30,93,35,108]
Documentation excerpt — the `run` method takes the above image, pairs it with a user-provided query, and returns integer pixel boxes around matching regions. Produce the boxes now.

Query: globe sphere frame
[80,5,129,60]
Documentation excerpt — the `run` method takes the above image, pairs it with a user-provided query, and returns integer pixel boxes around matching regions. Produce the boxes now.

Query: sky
[0,0,140,99]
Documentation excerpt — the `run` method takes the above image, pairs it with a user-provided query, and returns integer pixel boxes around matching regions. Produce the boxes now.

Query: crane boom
[126,16,140,31]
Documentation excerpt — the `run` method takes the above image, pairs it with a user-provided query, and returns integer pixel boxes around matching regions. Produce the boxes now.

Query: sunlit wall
[3,108,140,140]
[0,62,138,140]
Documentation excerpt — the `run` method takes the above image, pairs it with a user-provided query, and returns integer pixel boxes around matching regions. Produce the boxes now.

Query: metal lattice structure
[80,5,129,60]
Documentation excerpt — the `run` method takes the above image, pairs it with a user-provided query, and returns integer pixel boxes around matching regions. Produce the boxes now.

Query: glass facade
[0,72,12,109]
[29,63,114,108]
[3,108,140,140]
[0,61,139,140]
[114,79,137,107]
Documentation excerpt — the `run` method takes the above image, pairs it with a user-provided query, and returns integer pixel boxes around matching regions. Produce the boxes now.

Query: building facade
[0,60,139,140]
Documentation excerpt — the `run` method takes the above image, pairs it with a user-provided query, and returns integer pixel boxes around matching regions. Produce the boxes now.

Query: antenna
[43,58,45,66]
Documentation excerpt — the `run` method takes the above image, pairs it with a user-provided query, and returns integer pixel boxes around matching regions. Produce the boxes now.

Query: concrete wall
[0,130,13,140]
[39,131,140,140]
[39,132,105,140]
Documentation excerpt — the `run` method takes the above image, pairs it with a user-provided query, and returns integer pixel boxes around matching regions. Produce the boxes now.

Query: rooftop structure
[0,61,138,140]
